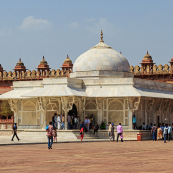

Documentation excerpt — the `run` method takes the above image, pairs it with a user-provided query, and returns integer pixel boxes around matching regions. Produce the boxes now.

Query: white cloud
[85,18,117,36]
[19,16,52,30]
[69,22,80,29]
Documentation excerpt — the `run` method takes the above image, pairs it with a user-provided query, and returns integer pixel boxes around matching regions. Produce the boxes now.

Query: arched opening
[68,104,77,116]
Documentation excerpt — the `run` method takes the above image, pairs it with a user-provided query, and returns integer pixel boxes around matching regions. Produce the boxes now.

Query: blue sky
[0,0,173,71]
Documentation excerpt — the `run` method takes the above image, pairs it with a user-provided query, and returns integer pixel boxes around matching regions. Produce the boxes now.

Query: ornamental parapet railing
[0,69,72,81]
[130,64,171,75]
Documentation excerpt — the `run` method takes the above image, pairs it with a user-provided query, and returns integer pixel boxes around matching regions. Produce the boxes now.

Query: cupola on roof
[64,55,72,64]
[40,56,48,65]
[143,51,152,60]
[16,58,24,66]
[73,30,130,72]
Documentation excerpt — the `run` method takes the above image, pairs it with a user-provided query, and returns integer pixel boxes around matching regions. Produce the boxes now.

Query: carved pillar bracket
[8,99,18,123]
[128,97,141,112]
[96,97,103,112]
[8,99,17,114]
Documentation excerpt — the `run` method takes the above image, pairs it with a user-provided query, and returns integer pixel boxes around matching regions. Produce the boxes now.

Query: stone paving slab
[0,141,173,172]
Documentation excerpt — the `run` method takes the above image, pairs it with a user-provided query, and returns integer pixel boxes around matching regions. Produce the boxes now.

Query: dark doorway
[68,104,77,116]
[157,116,160,126]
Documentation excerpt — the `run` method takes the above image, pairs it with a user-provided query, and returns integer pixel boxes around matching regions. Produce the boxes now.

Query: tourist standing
[157,125,162,139]
[133,115,136,129]
[57,114,61,130]
[77,116,80,129]
[74,116,78,129]
[53,127,57,143]
[163,125,168,143]
[93,123,99,135]
[67,114,71,129]
[84,117,90,132]
[110,123,114,141]
[11,123,20,141]
[61,115,65,130]
[161,123,164,139]
[91,114,95,129]
[151,124,157,141]
[168,124,172,141]
[52,113,57,128]
[46,121,53,149]
[108,122,111,137]
[116,123,123,142]
[54,114,57,128]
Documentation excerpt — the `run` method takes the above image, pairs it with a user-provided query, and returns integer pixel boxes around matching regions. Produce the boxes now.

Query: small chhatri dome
[64,55,72,64]
[143,51,152,60]
[16,58,24,66]
[40,56,48,65]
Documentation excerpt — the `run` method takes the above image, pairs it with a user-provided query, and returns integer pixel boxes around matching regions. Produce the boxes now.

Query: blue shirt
[161,126,164,132]
[168,126,172,133]
[80,124,86,129]
[133,117,136,123]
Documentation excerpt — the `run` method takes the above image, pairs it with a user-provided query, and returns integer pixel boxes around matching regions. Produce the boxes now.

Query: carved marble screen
[18,100,40,126]
[104,98,128,125]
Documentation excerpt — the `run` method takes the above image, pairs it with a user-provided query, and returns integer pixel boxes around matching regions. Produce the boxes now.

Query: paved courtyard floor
[0,141,173,173]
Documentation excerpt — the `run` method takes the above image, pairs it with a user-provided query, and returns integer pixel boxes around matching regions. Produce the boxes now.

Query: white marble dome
[73,41,130,72]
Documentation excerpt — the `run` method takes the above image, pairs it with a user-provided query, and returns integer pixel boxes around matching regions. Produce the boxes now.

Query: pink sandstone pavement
[0,141,173,173]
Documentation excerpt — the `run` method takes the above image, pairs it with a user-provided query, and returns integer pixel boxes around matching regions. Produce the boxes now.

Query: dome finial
[43,56,44,60]
[67,54,69,59]
[147,50,148,54]
[19,58,21,62]
[100,30,104,42]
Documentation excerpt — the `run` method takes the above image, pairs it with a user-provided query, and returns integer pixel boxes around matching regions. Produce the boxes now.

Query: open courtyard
[0,141,173,173]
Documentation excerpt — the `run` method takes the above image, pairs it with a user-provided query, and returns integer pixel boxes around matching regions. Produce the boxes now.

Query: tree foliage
[0,101,14,117]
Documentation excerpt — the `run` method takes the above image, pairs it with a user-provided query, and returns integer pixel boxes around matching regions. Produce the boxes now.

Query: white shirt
[85,119,90,124]
[57,116,61,123]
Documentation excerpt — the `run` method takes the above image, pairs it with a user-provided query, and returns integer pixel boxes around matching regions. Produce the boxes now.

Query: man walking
[110,123,114,141]
[46,121,53,149]
[11,123,20,141]
[117,123,123,142]
[151,124,157,141]
[168,124,172,141]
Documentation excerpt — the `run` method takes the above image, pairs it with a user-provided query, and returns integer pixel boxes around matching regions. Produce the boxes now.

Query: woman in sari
[157,125,162,139]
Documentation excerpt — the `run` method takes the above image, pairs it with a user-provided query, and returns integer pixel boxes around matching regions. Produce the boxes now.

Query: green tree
[0,100,14,117]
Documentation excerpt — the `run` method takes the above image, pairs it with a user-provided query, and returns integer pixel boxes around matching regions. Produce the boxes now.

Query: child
[77,125,84,141]
[53,127,57,143]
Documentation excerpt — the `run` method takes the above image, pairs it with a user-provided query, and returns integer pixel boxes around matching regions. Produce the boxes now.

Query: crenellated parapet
[0,56,73,81]
[130,64,171,75]
[2,68,73,81]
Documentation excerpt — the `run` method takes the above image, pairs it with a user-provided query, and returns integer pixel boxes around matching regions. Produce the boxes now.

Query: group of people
[108,122,123,142]
[67,114,80,129]
[151,123,172,143]
[52,113,65,130]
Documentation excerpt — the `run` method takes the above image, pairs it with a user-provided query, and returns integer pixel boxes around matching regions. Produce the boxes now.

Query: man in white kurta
[57,115,61,130]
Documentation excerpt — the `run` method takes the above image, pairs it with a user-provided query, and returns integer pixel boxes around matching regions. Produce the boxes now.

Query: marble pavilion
[1,31,173,137]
